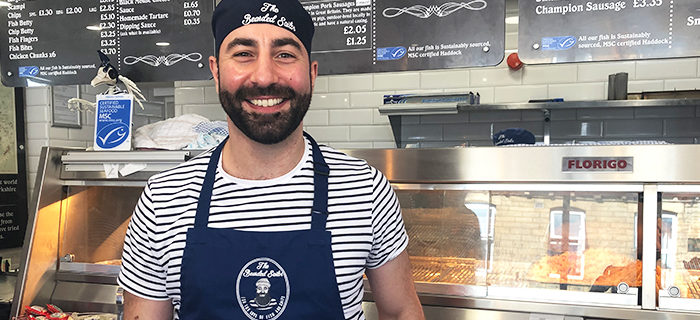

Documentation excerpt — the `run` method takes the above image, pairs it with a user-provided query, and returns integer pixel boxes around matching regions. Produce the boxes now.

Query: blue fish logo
[18,66,39,77]
[96,122,129,149]
[377,46,407,61]
[541,36,577,51]
[558,36,577,49]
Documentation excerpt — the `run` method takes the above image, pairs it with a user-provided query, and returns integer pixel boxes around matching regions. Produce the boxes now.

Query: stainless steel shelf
[363,293,700,320]
[378,98,700,116]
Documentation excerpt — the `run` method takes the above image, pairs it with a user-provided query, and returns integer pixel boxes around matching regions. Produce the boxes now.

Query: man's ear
[209,55,220,93]
[309,60,318,93]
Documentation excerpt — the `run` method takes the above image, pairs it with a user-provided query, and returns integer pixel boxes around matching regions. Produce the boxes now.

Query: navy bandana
[212,0,315,56]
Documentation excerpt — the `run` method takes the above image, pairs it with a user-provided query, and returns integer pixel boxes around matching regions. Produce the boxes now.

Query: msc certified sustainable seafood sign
[94,94,133,151]
[519,0,700,63]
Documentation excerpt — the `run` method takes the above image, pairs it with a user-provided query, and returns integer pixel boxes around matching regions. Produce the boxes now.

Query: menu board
[0,86,25,249]
[519,0,700,63]
[302,0,505,74]
[0,0,215,87]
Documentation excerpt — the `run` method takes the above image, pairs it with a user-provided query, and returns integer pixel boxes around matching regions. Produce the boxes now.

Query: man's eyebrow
[225,38,257,52]
[272,38,302,51]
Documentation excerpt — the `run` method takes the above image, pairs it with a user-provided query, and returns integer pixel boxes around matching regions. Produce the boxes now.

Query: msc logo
[18,66,39,78]
[96,122,129,149]
[376,46,407,61]
[558,36,577,49]
[541,36,577,51]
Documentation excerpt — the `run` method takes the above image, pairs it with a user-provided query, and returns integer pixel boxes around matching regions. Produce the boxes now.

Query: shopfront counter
[11,144,700,319]
[347,144,700,320]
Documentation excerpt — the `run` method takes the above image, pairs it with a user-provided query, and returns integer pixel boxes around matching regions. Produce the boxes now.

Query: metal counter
[11,144,700,319]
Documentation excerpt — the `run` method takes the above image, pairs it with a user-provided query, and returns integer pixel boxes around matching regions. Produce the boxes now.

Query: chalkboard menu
[0,0,215,87]
[0,87,26,249]
[303,0,505,74]
[519,0,700,64]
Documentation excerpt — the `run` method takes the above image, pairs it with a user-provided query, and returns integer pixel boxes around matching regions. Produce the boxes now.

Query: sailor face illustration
[251,278,276,309]
[237,258,290,320]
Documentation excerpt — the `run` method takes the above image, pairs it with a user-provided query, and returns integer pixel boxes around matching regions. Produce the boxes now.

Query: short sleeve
[365,167,409,269]
[117,182,170,300]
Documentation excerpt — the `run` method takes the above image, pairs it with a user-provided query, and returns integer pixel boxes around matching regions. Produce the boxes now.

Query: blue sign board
[94,94,133,151]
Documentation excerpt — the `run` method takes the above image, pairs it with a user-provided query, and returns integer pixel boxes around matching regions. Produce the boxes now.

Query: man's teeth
[249,98,283,107]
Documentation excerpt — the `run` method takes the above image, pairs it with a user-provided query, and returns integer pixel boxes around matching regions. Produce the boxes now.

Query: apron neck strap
[304,132,330,231]
[194,133,330,231]
[194,137,228,229]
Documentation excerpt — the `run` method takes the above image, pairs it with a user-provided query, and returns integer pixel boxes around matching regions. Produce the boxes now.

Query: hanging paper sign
[94,94,133,151]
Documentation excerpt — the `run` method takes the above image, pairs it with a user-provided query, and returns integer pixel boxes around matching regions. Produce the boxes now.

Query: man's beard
[218,80,312,145]
[255,292,272,306]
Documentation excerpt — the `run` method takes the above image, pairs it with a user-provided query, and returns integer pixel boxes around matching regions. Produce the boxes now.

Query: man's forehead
[223,24,304,48]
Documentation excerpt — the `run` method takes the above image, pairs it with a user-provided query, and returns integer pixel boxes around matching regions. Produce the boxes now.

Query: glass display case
[347,144,700,319]
[396,187,644,307]
[658,186,700,312]
[12,144,700,320]
[11,148,190,317]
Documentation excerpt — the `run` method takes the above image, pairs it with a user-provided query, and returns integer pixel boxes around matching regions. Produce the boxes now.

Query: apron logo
[236,257,290,320]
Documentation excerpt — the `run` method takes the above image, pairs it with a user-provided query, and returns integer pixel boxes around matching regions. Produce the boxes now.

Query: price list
[519,0,700,63]
[301,0,505,75]
[0,0,215,87]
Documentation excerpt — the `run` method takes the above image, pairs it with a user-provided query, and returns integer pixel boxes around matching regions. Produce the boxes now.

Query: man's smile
[247,97,286,107]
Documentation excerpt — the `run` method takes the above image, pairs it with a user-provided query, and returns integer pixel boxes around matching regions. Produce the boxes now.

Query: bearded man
[118,0,423,319]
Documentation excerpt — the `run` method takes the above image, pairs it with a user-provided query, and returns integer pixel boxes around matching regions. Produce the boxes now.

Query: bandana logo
[242,2,297,32]
[236,257,290,320]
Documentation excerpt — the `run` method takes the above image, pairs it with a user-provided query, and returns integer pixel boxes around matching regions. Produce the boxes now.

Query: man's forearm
[123,291,173,320]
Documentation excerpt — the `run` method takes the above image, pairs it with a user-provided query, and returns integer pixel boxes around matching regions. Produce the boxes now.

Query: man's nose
[249,56,278,87]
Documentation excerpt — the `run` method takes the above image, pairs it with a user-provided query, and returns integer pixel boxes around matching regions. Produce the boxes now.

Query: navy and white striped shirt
[118,137,408,319]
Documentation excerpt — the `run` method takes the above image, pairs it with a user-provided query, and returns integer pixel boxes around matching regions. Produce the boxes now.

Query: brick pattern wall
[664,199,700,270]
[476,192,637,287]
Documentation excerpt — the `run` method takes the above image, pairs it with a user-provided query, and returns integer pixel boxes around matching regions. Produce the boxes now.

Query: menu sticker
[302,0,505,75]
[0,0,215,87]
[94,94,133,151]
[519,0,700,63]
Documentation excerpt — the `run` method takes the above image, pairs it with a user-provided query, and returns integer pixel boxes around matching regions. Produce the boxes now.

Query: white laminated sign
[94,94,133,151]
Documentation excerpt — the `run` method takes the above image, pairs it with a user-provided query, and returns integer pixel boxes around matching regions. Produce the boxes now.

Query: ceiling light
[0,2,11,7]
[86,25,102,31]
[156,42,170,47]
[505,16,519,24]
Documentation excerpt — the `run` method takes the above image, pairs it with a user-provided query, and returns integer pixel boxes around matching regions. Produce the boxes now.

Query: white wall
[172,57,700,148]
[24,87,96,201]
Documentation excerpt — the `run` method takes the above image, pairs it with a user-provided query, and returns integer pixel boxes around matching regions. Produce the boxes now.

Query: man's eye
[234,52,252,57]
[278,53,295,59]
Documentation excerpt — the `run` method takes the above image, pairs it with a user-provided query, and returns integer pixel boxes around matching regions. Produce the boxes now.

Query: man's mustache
[234,84,297,100]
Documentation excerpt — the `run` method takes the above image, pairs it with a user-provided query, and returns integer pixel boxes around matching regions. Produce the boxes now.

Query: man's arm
[365,250,424,320]
[123,291,173,320]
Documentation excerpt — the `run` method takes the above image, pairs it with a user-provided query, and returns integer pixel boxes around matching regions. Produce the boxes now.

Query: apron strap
[194,138,228,229]
[194,133,330,231]
[304,132,330,231]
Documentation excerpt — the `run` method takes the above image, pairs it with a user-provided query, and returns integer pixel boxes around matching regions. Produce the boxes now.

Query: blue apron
[179,133,346,319]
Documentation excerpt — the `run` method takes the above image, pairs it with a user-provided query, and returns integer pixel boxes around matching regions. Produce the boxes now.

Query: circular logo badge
[236,257,290,320]
[96,122,129,149]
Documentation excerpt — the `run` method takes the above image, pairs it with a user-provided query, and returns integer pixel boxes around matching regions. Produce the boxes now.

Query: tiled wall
[24,86,95,201]
[20,57,700,191]
[400,105,700,147]
[23,84,171,202]
[173,57,700,148]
